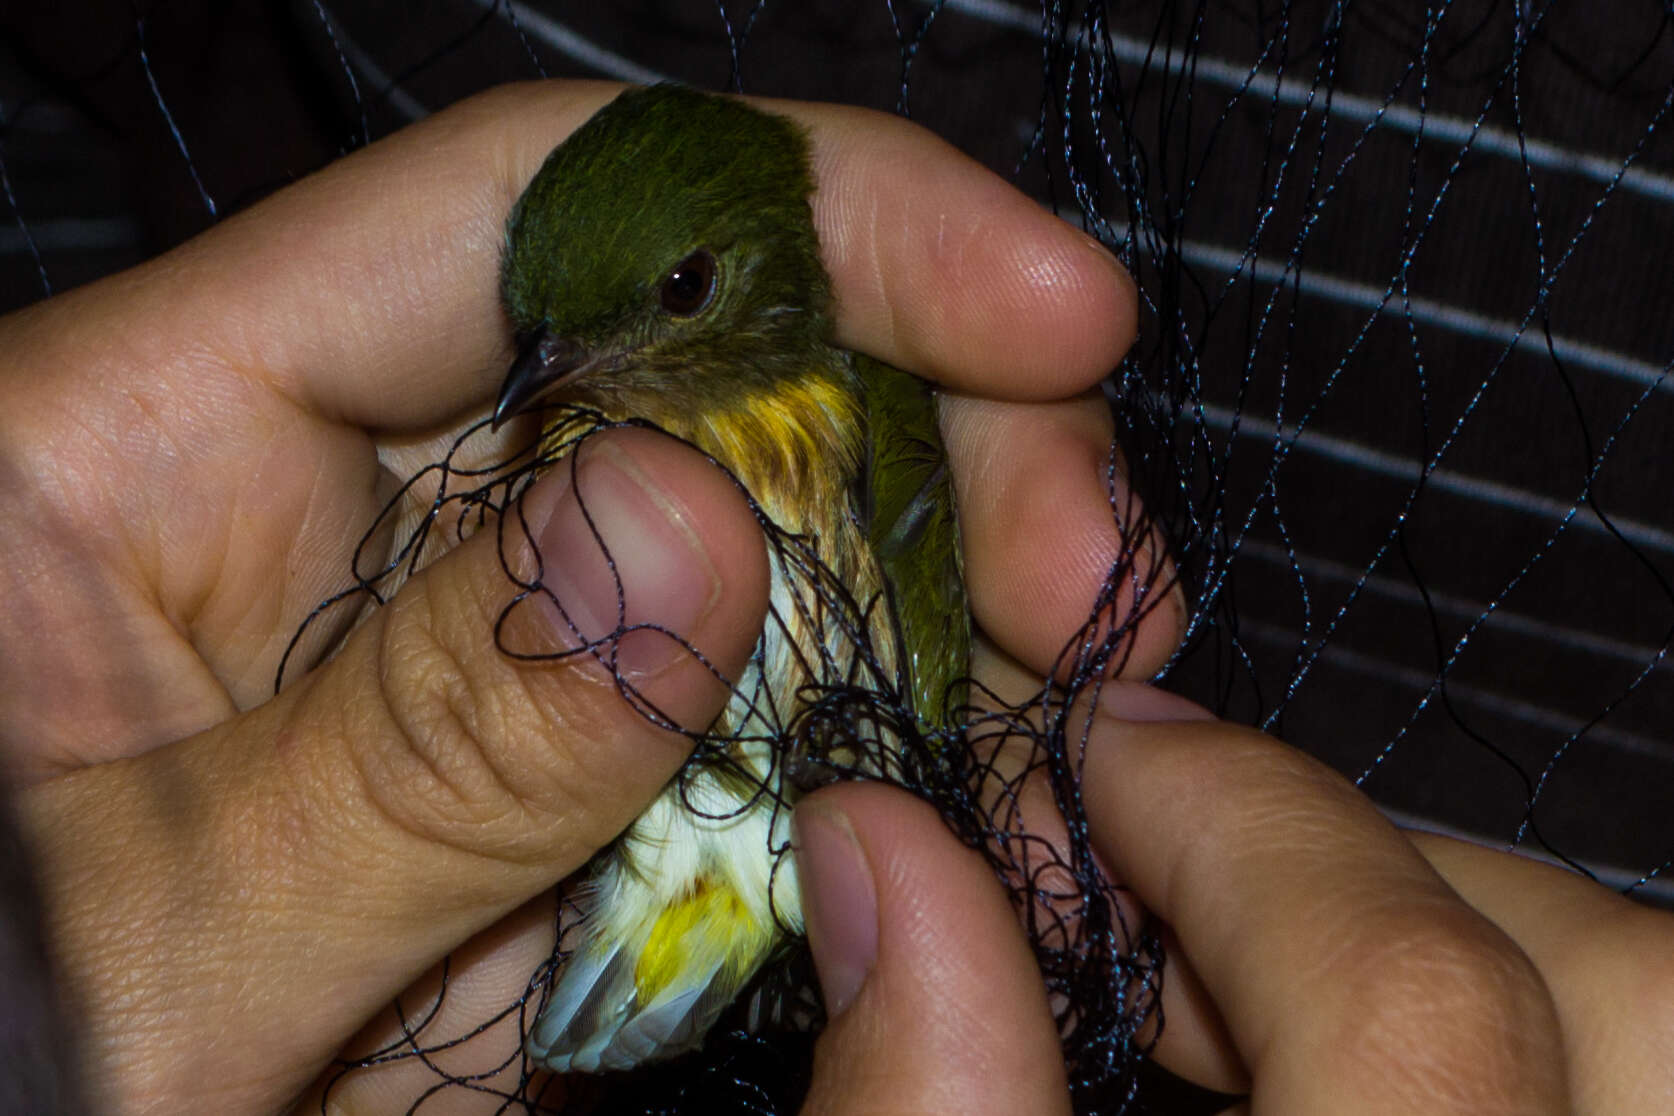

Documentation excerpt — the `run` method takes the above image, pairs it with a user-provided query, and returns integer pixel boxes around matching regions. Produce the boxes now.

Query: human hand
[0,80,1176,1113]
[986,671,1674,1116]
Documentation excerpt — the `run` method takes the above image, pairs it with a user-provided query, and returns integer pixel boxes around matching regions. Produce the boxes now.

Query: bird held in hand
[495,83,969,1074]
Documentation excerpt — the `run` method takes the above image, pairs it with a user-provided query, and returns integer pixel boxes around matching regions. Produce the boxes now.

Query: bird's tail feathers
[528,875,777,1073]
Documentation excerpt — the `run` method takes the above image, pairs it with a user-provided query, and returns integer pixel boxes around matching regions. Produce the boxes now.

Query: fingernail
[1074,228,1126,275]
[524,438,722,677]
[793,801,878,1018]
[1098,680,1216,722]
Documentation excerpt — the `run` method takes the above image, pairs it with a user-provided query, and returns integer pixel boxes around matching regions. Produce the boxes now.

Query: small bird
[495,83,969,1073]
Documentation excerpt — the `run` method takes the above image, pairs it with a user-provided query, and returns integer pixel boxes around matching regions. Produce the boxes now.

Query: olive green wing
[854,354,970,728]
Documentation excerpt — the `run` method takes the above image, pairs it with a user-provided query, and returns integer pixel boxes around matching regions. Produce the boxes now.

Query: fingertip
[1079,719,1569,1115]
[793,800,878,1019]
[944,394,1183,682]
[1097,680,1215,722]
[485,427,772,739]
[799,782,1070,1116]
[782,102,1136,398]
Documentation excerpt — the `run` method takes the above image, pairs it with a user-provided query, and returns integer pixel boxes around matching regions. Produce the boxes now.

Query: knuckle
[347,574,593,864]
[1317,902,1565,1114]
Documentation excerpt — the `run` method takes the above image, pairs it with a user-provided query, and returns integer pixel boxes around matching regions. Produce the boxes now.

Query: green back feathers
[856,355,970,728]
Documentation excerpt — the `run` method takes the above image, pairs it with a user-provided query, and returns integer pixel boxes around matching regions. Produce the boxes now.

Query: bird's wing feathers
[854,354,970,727]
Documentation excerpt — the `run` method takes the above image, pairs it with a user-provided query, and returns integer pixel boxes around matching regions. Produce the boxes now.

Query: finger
[795,782,1071,1116]
[1410,833,1674,1116]
[1083,718,1570,1115]
[298,896,564,1114]
[945,394,1184,681]
[789,99,1136,396]
[966,643,1237,1087]
[2,81,1133,438]
[18,429,768,1113]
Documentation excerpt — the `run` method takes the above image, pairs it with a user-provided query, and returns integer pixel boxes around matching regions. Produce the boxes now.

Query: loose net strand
[5,2,1673,1113]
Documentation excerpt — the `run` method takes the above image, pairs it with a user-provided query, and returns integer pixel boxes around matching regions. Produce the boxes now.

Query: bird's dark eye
[660,249,717,316]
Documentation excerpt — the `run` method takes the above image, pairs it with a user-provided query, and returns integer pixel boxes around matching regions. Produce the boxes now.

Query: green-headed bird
[495,84,969,1074]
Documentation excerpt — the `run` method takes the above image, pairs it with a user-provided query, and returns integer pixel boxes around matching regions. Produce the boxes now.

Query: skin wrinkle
[1291,891,1478,1001]
[375,593,587,862]
[361,586,501,843]
[34,796,225,1109]
[808,116,982,383]
[187,121,496,425]
[945,392,1178,680]
[174,418,295,657]
[32,385,145,552]
[292,759,481,929]
[494,679,691,856]
[419,643,517,830]
[1317,930,1559,1115]
[0,433,117,607]
[104,352,308,658]
[199,795,401,1112]
[481,647,678,861]
[211,212,368,398]
[1120,733,1563,1113]
[225,435,361,684]
[414,563,546,819]
[1409,832,1674,1112]
[0,468,237,768]
[262,709,342,889]
[444,674,557,852]
[348,678,546,896]
[323,435,723,863]
[864,178,899,362]
[1012,239,1073,293]
[455,661,660,866]
[901,194,956,369]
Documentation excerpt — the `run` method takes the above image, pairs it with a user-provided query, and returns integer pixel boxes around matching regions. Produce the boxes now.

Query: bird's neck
[663,359,862,532]
[558,348,862,536]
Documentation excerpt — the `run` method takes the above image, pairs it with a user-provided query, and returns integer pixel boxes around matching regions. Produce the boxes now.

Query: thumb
[796,783,1072,1116]
[18,428,768,1113]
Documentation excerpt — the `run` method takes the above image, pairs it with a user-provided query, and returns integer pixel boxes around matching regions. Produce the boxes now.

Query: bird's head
[495,84,834,427]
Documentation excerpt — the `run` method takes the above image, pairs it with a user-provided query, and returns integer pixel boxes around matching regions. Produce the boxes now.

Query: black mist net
[4,3,1672,1115]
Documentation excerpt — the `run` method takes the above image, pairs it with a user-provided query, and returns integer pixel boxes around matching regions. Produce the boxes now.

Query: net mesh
[4,2,1672,1113]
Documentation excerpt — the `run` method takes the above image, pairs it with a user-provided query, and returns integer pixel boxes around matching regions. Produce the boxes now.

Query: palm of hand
[0,316,384,775]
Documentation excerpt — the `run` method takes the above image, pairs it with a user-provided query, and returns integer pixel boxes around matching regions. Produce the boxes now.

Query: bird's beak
[492,326,605,430]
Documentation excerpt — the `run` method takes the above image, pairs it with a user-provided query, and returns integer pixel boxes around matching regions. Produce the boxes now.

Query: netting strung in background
[4,2,1673,1114]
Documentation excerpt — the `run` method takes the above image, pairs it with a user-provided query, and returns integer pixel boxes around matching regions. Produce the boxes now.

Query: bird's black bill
[492,326,590,430]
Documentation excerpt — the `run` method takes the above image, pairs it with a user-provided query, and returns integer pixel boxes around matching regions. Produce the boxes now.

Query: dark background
[2,2,1671,1111]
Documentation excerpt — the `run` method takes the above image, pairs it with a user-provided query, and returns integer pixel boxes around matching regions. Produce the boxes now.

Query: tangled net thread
[280,397,1176,1114]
